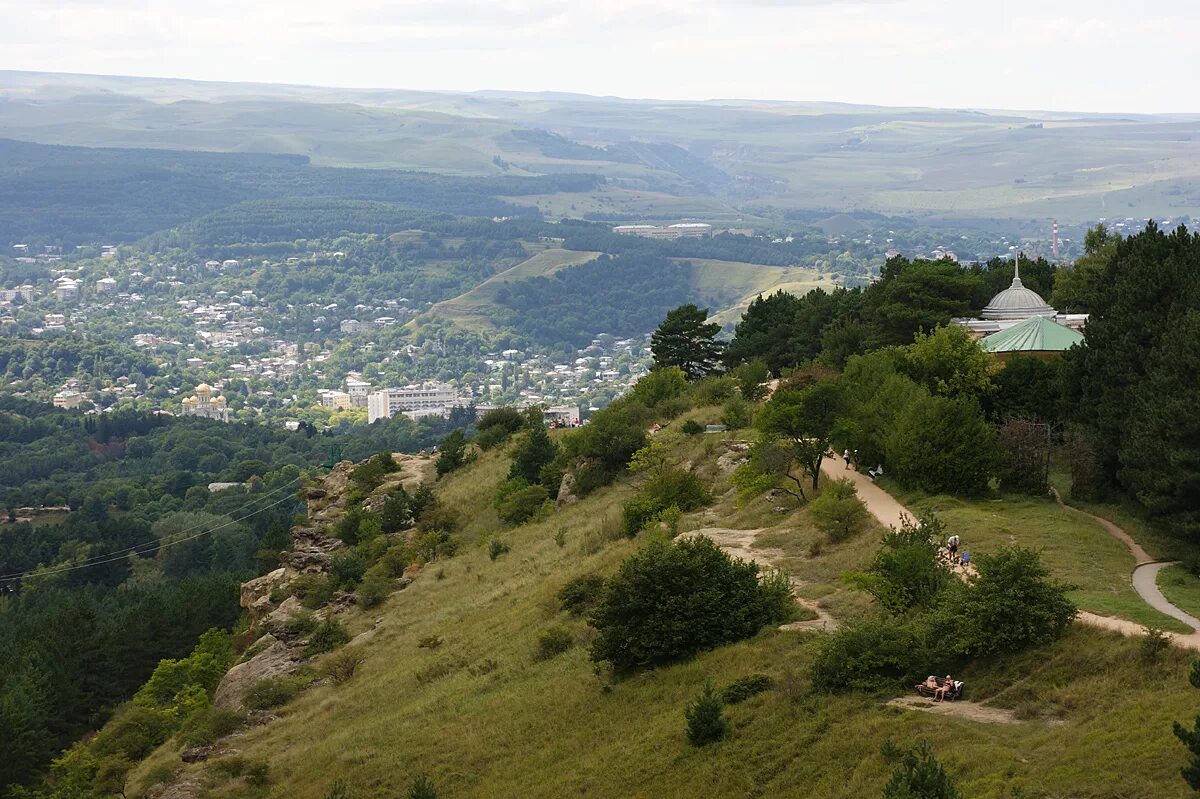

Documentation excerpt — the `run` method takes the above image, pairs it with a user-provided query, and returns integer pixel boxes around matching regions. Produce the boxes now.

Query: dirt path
[685,527,838,631]
[886,695,1023,725]
[826,462,1200,649]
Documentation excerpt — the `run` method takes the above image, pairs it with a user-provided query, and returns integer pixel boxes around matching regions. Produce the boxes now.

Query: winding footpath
[820,457,1200,651]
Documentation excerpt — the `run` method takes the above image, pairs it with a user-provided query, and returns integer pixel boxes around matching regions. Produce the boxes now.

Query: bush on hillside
[320,647,366,684]
[243,675,307,711]
[809,479,870,543]
[178,706,245,748]
[810,618,928,694]
[720,396,754,429]
[435,430,468,477]
[681,418,704,435]
[721,674,774,704]
[845,515,952,614]
[589,536,794,672]
[883,740,961,799]
[684,679,727,746]
[496,483,550,526]
[304,618,351,657]
[488,537,511,560]
[475,406,525,450]
[349,452,399,491]
[621,469,711,537]
[631,367,689,408]
[558,573,606,616]
[932,547,1076,657]
[533,626,575,661]
[561,401,650,491]
[690,375,737,405]
[731,359,770,401]
[508,423,559,485]
[291,573,337,610]
[408,774,437,799]
[330,549,369,589]
[357,563,394,608]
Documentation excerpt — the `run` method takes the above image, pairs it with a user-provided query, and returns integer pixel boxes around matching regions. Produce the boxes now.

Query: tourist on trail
[843,449,851,469]
[947,534,960,559]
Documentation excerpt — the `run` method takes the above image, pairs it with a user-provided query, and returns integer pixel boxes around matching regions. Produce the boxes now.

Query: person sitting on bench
[935,675,954,702]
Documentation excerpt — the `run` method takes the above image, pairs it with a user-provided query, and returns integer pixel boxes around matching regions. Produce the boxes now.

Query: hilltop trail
[820,459,1200,650]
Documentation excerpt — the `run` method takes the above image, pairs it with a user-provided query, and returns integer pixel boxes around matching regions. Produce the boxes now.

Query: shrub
[414,530,458,562]
[809,478,870,543]
[357,564,393,609]
[681,418,704,435]
[291,574,337,611]
[810,618,927,693]
[631,367,689,408]
[509,423,559,485]
[558,574,606,616]
[285,611,319,637]
[720,396,754,430]
[417,635,443,649]
[534,626,575,661]
[408,774,437,799]
[496,484,550,525]
[553,527,567,547]
[561,401,649,481]
[243,675,307,711]
[488,538,511,560]
[435,430,468,477]
[732,360,770,401]
[691,375,737,405]
[621,469,711,536]
[350,452,399,491]
[330,549,369,589]
[320,647,366,684]
[932,547,1076,657]
[845,515,951,614]
[179,706,245,748]
[589,536,795,672]
[380,489,414,534]
[883,740,961,799]
[380,543,411,576]
[244,761,270,787]
[304,618,352,657]
[1141,626,1172,665]
[475,407,525,450]
[684,680,727,746]
[998,418,1051,495]
[721,674,774,704]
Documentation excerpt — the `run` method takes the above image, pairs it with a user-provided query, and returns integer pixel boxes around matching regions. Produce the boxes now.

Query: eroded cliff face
[212,455,431,712]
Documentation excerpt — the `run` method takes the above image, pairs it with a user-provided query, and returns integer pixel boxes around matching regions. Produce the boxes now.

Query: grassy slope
[422,247,603,331]
[892,486,1191,634]
[129,425,1199,798]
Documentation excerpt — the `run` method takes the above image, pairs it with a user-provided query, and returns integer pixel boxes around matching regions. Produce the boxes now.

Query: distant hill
[4,70,1200,222]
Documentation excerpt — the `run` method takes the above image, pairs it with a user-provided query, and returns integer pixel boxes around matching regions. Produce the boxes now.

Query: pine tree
[883,740,961,799]
[684,679,727,746]
[1173,660,1200,791]
[651,304,723,381]
[509,423,558,485]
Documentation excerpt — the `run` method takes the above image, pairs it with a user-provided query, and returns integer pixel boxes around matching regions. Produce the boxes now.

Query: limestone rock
[717,440,751,473]
[214,635,300,710]
[239,568,289,623]
[556,471,578,507]
[263,595,305,634]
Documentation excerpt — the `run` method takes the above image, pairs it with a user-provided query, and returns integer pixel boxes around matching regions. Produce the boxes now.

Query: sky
[1,0,1198,113]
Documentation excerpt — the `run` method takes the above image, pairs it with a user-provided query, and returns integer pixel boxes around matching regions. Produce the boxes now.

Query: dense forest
[0,398,480,793]
[0,139,601,245]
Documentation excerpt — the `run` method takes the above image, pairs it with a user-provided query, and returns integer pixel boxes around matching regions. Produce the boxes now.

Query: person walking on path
[843,449,851,469]
[947,534,960,559]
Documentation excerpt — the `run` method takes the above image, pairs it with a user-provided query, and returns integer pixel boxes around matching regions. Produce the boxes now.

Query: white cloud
[0,0,1196,112]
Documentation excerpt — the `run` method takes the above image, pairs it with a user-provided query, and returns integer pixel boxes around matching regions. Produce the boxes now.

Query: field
[127,419,1200,798]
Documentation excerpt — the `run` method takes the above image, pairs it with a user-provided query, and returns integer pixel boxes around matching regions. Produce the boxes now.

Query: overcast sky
[1,0,1197,113]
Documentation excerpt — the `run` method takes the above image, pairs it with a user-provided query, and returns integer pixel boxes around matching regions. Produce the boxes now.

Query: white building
[55,278,80,302]
[340,319,366,334]
[96,277,117,294]
[345,377,371,408]
[367,384,460,423]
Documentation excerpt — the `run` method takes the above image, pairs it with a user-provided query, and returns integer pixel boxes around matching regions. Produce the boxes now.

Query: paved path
[825,462,1200,650]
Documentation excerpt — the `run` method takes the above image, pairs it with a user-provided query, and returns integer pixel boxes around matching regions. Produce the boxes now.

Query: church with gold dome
[180,383,231,422]
[954,254,1087,361]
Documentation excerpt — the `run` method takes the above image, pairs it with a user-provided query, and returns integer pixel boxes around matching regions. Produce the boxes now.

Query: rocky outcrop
[282,526,344,573]
[716,440,751,473]
[556,471,578,507]
[239,568,290,624]
[213,634,301,710]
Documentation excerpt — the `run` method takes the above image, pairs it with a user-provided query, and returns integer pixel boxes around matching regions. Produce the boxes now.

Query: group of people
[922,674,961,702]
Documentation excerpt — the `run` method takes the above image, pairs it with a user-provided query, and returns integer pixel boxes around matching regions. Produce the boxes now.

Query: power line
[0,473,307,583]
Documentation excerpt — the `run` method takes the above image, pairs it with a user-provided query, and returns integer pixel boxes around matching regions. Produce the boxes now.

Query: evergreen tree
[509,423,558,485]
[684,679,727,746]
[435,430,467,478]
[1173,660,1200,791]
[651,304,723,380]
[883,740,961,799]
